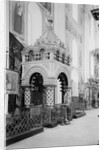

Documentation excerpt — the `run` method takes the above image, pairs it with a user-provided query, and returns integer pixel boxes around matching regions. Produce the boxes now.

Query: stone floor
[7,108,99,149]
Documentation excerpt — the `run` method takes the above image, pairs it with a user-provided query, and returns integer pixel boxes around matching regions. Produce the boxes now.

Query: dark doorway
[30,73,44,106]
[58,72,68,103]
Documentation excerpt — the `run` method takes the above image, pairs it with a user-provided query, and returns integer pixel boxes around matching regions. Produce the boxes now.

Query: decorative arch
[22,66,48,85]
[55,66,70,86]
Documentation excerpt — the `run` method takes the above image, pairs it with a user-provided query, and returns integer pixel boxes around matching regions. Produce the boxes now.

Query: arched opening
[57,72,68,104]
[28,50,34,61]
[40,48,45,60]
[56,50,60,61]
[62,53,65,63]
[30,72,45,106]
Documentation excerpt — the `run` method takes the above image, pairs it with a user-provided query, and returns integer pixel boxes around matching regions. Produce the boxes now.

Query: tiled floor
[7,108,99,149]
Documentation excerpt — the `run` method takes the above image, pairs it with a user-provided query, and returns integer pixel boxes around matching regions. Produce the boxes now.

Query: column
[24,86,31,107]
[68,88,72,105]
[45,85,55,107]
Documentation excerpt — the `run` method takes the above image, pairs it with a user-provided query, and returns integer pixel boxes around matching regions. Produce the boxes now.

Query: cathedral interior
[5,1,99,147]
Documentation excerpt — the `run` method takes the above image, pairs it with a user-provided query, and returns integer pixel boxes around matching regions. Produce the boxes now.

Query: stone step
[73,112,86,119]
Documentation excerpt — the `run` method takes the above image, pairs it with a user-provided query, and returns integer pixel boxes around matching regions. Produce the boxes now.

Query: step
[73,112,86,119]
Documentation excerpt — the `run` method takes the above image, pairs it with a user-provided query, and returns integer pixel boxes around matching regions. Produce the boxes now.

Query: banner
[6,70,19,94]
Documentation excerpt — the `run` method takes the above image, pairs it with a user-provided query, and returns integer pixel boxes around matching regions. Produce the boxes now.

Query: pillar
[67,88,72,105]
[64,88,69,104]
[44,85,55,107]
[24,86,31,107]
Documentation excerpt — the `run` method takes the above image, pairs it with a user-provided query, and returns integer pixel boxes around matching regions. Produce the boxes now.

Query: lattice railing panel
[6,106,42,139]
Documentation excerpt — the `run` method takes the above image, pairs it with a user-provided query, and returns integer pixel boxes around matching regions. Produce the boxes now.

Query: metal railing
[6,104,73,139]
[6,105,42,139]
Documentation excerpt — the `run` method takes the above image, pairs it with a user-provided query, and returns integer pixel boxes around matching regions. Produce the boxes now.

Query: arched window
[62,53,65,63]
[40,48,45,60]
[28,50,34,61]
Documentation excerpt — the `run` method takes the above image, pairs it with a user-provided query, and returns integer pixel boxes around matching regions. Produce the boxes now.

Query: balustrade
[24,51,71,66]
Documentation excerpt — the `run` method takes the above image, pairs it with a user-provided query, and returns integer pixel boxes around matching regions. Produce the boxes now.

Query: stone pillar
[65,88,72,104]
[44,85,55,107]
[24,86,31,107]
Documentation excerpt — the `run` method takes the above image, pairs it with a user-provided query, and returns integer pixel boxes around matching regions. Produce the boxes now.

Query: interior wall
[83,8,99,82]
[54,3,65,44]
[71,69,78,96]
[28,2,42,45]
[83,12,90,82]
[90,54,94,77]
[89,16,96,51]
[72,39,78,68]
[72,4,78,22]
